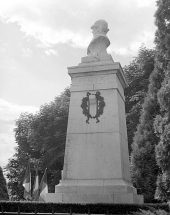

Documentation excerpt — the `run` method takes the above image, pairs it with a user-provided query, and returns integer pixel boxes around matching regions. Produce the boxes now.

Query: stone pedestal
[46,58,143,203]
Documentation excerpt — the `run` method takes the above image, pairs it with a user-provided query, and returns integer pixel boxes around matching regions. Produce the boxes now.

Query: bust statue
[87,20,110,60]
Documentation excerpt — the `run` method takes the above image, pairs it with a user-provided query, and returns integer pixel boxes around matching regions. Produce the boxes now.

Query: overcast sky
[0,0,157,167]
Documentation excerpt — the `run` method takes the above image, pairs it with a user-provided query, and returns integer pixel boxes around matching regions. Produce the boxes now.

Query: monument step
[46,193,143,204]
[55,185,137,195]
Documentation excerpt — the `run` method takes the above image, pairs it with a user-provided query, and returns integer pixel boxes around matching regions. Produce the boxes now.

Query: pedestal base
[46,179,143,203]
[46,193,143,204]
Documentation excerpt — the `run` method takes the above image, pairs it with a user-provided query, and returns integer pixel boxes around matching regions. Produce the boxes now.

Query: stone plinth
[46,59,143,203]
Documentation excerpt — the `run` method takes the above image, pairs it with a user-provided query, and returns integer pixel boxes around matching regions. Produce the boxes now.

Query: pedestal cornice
[68,62,128,89]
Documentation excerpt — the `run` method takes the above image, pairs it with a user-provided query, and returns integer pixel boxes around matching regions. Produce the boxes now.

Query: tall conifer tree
[153,0,170,202]
[130,0,168,202]
[124,47,155,153]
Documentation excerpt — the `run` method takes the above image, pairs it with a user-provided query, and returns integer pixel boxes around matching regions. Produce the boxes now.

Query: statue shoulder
[90,34,110,46]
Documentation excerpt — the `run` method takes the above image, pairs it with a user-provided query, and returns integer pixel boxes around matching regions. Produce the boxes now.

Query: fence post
[1,206,4,214]
[34,205,37,214]
[52,205,54,214]
[70,206,72,215]
[88,206,90,215]
[106,207,109,215]
[17,206,20,214]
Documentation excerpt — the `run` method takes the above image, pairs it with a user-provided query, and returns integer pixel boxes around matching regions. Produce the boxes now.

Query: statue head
[91,20,109,37]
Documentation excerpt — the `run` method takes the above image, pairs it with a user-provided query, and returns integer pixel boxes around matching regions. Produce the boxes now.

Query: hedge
[0,201,169,214]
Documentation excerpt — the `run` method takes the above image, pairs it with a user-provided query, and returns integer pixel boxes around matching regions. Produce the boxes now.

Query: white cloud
[23,48,32,58]
[135,0,156,7]
[0,0,91,49]
[45,49,58,56]
[0,98,38,122]
[109,30,155,56]
[0,0,156,55]
[0,135,16,168]
[0,0,42,19]
[123,0,156,8]
[0,98,38,167]
[86,0,104,7]
[29,27,91,48]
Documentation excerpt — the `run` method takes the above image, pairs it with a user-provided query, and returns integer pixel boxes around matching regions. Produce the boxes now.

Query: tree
[5,113,36,200]
[153,0,170,202]
[5,87,70,200]
[130,0,169,203]
[130,65,164,202]
[124,46,155,153]
[30,87,70,170]
[0,166,9,200]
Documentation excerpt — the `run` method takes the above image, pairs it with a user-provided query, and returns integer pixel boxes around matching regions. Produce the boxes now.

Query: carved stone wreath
[80,91,105,124]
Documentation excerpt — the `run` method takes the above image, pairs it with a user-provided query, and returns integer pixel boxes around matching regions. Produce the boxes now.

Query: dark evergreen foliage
[0,201,169,214]
[153,0,170,202]
[124,47,155,153]
[130,45,164,203]
[131,0,170,203]
[0,166,9,200]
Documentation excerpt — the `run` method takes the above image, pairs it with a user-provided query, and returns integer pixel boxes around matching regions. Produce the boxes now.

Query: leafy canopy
[5,88,70,200]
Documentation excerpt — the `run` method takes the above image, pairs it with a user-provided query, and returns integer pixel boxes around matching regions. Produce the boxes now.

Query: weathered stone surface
[46,192,143,204]
[45,59,143,203]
